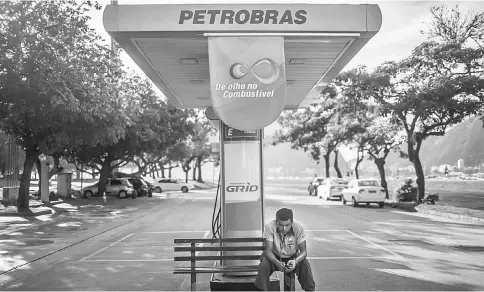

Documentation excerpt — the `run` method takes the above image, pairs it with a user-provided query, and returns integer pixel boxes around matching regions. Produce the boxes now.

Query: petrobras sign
[208,36,287,131]
[179,9,307,25]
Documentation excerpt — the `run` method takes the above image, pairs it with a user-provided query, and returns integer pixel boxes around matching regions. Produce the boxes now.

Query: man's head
[276,208,293,235]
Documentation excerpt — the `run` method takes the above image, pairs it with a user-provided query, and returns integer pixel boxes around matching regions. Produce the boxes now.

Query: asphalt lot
[1,185,484,291]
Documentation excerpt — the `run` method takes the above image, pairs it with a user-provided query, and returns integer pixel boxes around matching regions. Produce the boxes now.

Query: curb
[0,209,53,217]
[415,206,484,225]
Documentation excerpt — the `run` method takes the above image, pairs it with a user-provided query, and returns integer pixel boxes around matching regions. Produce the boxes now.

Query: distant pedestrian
[444,167,449,179]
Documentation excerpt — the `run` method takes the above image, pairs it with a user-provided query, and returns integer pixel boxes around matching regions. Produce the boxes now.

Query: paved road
[266,179,484,211]
[1,187,484,290]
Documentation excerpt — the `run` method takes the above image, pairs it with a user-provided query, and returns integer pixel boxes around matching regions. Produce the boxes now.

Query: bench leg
[284,272,295,291]
[191,273,196,291]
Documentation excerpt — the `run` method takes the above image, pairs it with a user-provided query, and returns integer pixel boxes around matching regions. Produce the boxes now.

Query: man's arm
[294,241,308,265]
[264,239,286,271]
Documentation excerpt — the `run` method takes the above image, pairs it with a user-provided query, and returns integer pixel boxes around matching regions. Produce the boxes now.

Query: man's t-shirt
[263,220,307,258]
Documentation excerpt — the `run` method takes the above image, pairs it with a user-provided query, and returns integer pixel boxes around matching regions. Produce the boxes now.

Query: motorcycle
[422,192,440,204]
[393,179,439,204]
[393,179,418,202]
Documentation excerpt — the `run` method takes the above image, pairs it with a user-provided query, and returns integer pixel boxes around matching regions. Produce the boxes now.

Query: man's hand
[276,261,286,272]
[284,259,297,273]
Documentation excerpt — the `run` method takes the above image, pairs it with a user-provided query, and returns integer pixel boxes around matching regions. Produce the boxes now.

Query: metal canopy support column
[220,120,264,266]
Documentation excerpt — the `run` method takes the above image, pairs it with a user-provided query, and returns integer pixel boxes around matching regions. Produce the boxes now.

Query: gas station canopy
[103,4,382,109]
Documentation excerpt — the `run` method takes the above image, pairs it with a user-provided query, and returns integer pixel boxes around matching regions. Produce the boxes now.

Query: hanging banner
[208,36,287,131]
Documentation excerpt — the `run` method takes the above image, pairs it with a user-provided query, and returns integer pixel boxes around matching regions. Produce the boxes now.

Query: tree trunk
[197,156,203,183]
[156,164,161,178]
[355,148,364,179]
[407,133,425,202]
[333,149,343,178]
[48,154,62,179]
[413,151,425,202]
[35,157,42,197]
[374,158,389,199]
[159,163,165,178]
[192,160,197,181]
[323,152,331,177]
[18,150,37,212]
[98,160,113,196]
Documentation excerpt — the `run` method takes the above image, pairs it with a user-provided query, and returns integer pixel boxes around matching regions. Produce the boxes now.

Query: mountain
[418,118,484,168]
[261,118,484,174]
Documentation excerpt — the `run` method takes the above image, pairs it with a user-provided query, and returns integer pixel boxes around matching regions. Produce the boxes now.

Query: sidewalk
[0,193,170,281]
[385,200,484,225]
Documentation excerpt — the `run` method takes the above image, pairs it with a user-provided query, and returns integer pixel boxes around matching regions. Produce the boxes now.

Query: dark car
[127,177,153,197]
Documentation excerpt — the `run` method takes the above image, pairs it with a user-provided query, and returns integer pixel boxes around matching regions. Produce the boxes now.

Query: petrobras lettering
[226,183,259,192]
[179,9,307,25]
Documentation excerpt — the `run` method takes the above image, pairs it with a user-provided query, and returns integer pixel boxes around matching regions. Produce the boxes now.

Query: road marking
[307,230,347,232]
[79,233,134,262]
[82,259,173,262]
[345,230,402,258]
[308,256,402,260]
[141,231,207,234]
[180,231,210,290]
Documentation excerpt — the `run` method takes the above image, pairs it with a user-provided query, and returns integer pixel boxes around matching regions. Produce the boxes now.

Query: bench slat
[175,255,261,261]
[174,246,264,252]
[174,237,264,244]
[173,265,259,274]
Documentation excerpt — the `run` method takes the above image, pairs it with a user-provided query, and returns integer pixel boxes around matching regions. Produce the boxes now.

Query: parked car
[147,178,195,193]
[127,177,153,197]
[80,178,135,199]
[342,179,386,208]
[316,178,348,200]
[308,177,325,196]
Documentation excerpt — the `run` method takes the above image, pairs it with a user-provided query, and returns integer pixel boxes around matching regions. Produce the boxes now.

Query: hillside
[260,118,484,175]
[418,118,484,167]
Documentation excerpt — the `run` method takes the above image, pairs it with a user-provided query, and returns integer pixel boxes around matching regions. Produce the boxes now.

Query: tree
[188,109,216,183]
[69,74,192,195]
[364,117,404,198]
[0,1,129,211]
[367,38,484,199]
[424,4,484,47]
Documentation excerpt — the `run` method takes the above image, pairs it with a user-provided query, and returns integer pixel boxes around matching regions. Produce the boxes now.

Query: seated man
[255,208,316,291]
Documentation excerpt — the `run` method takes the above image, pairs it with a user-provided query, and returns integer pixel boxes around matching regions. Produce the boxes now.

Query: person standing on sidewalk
[254,208,316,291]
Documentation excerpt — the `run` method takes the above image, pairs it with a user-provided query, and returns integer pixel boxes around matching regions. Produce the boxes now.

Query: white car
[317,178,348,200]
[148,178,195,193]
[341,179,386,208]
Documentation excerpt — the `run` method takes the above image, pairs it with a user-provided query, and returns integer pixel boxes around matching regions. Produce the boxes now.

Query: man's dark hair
[276,208,293,222]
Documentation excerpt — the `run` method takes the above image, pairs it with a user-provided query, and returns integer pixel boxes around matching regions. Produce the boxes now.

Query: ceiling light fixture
[180,58,198,64]
[289,58,307,64]
[286,80,295,85]
[190,80,205,84]
[198,97,211,100]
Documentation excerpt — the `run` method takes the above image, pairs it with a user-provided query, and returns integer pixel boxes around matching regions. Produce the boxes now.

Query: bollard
[102,191,107,203]
[132,190,137,199]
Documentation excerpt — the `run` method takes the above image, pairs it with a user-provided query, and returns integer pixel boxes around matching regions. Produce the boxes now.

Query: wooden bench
[173,237,295,291]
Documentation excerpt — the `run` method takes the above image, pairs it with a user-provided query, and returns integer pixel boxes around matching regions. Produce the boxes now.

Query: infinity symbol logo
[230,58,280,85]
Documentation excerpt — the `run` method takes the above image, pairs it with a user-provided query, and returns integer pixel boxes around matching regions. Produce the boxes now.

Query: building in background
[457,159,465,171]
